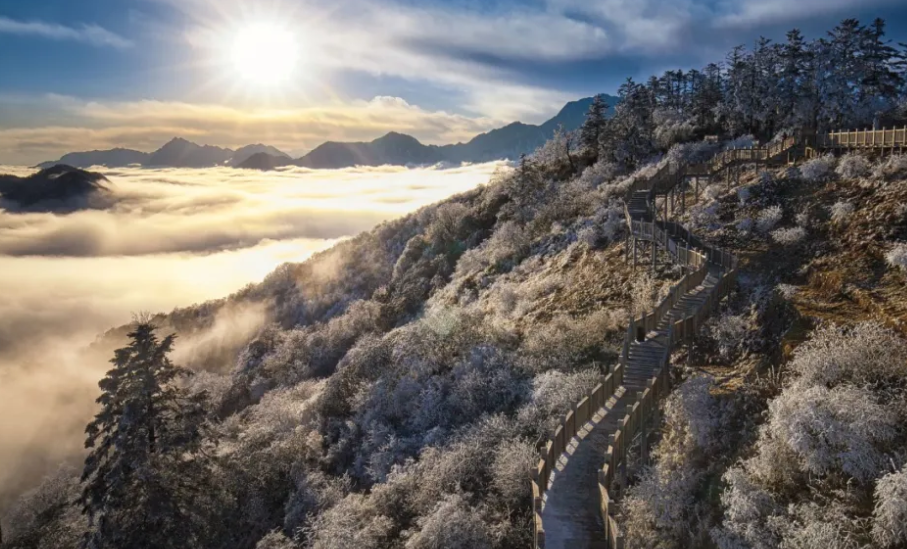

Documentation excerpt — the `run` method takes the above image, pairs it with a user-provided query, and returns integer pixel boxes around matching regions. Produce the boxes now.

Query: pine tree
[579,94,610,155]
[79,322,213,549]
[858,18,904,127]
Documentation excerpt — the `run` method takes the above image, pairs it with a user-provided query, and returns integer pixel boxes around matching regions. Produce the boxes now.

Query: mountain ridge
[38,95,618,170]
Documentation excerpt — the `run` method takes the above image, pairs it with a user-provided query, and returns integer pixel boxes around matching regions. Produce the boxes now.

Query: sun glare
[230,23,300,88]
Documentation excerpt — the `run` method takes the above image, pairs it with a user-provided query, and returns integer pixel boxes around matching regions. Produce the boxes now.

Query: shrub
[835,153,870,179]
[666,140,719,165]
[709,313,752,360]
[576,159,621,188]
[713,466,782,549]
[788,322,907,388]
[799,155,837,182]
[829,202,855,224]
[886,243,907,271]
[756,206,783,234]
[771,227,807,245]
[764,384,897,483]
[776,284,798,299]
[404,493,492,549]
[654,109,697,149]
[304,494,394,549]
[872,155,907,182]
[425,203,470,249]
[256,531,298,549]
[873,464,907,547]
[491,438,538,506]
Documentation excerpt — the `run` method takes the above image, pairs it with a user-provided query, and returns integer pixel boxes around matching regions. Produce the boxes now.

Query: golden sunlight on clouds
[0,95,503,165]
[0,162,506,350]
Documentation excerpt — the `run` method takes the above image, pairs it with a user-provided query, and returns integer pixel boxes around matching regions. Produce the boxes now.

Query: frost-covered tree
[580,94,610,155]
[79,322,215,549]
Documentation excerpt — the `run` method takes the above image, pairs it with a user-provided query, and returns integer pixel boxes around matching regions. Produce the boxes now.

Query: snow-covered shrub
[713,466,782,549]
[663,376,725,453]
[736,217,754,234]
[872,155,907,182]
[1,465,85,544]
[405,493,492,549]
[576,159,621,189]
[789,322,907,387]
[886,243,907,271]
[455,221,530,275]
[654,108,697,149]
[709,313,752,360]
[491,438,537,505]
[764,384,897,482]
[304,494,394,549]
[756,206,783,234]
[835,153,870,179]
[779,503,862,549]
[703,184,723,202]
[425,202,470,250]
[799,155,837,183]
[516,369,602,432]
[622,377,728,548]
[873,464,907,547]
[666,140,720,165]
[776,284,798,299]
[256,531,297,549]
[521,310,622,373]
[829,201,855,224]
[771,226,807,245]
[630,271,670,313]
[795,210,811,228]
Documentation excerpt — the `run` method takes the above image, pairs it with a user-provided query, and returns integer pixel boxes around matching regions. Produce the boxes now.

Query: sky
[1,0,907,164]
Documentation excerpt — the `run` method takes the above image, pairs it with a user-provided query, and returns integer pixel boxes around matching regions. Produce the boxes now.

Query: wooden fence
[815,127,907,149]
[531,363,624,548]
[599,235,738,548]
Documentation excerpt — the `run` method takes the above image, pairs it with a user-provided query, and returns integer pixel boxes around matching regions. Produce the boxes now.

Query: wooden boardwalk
[531,128,907,548]
[539,260,719,549]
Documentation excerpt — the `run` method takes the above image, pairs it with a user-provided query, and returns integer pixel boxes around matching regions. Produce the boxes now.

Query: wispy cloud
[0,16,132,48]
[712,0,897,28]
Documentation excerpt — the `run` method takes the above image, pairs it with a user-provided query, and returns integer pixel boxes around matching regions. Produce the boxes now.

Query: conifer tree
[579,94,610,155]
[79,321,213,549]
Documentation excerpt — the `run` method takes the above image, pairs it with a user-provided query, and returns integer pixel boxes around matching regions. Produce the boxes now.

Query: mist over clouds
[0,161,504,509]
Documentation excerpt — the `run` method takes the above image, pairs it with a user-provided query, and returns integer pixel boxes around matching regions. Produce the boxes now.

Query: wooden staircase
[533,143,748,549]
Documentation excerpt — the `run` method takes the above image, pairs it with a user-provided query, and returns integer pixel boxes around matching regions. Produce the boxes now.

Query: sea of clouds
[0,161,506,508]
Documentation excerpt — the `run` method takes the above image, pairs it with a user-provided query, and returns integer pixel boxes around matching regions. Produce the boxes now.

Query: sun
[230,23,300,88]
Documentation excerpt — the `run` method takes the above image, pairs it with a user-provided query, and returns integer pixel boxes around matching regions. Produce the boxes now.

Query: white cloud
[0,16,132,48]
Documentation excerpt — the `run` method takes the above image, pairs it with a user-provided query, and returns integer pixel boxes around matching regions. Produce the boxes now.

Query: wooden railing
[599,227,738,549]
[532,136,757,548]
[531,362,624,548]
[815,127,907,149]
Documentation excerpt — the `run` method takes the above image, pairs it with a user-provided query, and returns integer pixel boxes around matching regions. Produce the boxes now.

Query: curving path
[533,137,803,548]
